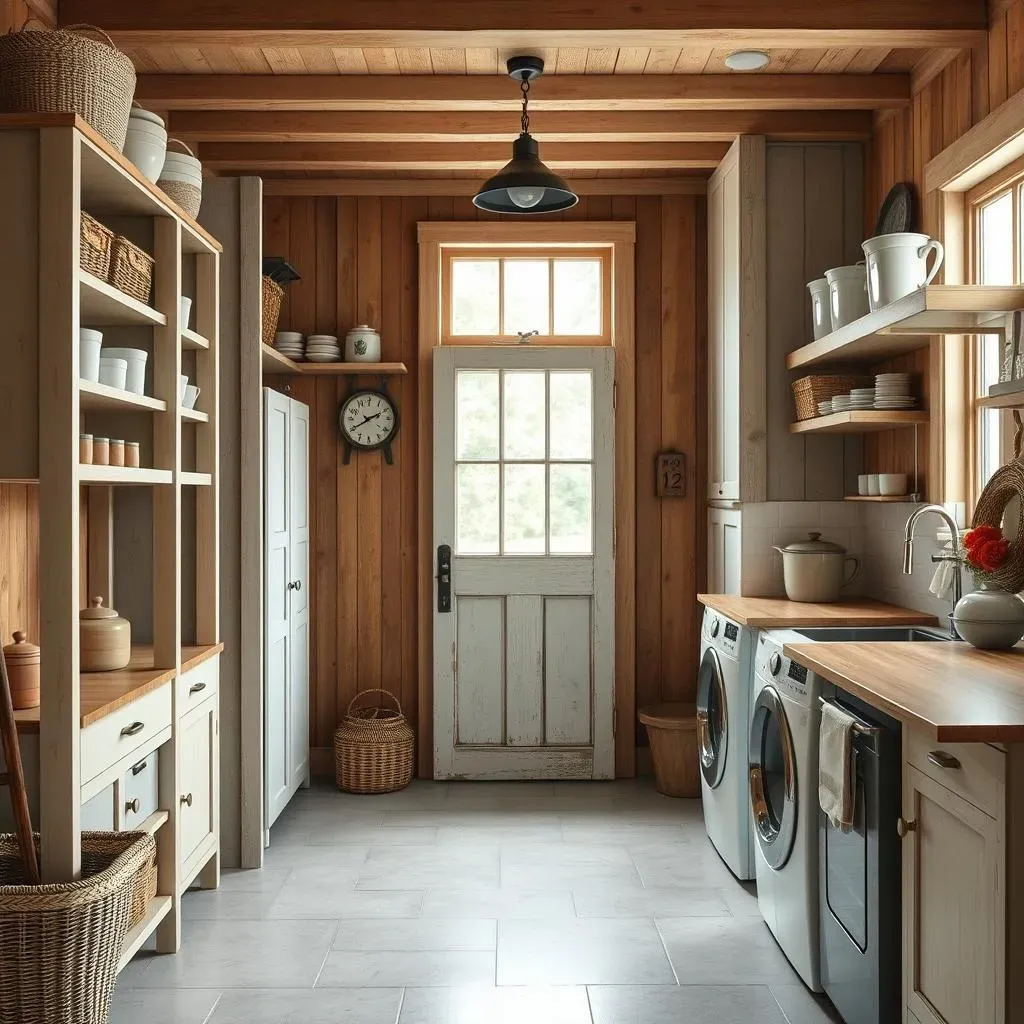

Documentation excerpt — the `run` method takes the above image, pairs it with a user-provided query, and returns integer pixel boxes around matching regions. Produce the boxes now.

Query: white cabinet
[708,507,742,594]
[263,389,310,828]
[707,135,766,503]
[179,696,218,872]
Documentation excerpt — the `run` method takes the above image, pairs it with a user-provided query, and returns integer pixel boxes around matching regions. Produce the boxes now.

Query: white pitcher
[825,264,869,330]
[861,232,944,311]
[806,278,831,339]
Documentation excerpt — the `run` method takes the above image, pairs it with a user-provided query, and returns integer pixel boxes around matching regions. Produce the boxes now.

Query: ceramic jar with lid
[345,325,381,362]
[773,531,861,603]
[952,585,1024,649]
[2,631,39,709]
[80,597,131,672]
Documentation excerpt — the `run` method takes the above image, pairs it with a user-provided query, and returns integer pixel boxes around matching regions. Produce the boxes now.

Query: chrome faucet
[903,504,963,640]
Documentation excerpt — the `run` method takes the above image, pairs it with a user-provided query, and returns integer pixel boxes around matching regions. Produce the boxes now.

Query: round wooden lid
[80,596,119,619]
[3,630,39,660]
[638,702,698,729]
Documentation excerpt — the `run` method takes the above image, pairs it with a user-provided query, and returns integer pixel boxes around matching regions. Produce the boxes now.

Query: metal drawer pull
[189,681,207,695]
[130,760,148,776]
[181,793,193,807]
[897,817,917,838]
[120,721,145,737]
[927,751,962,770]
[125,798,140,815]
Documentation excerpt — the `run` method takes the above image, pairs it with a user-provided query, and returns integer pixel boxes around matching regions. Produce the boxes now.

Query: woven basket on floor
[109,234,154,305]
[80,211,113,281]
[792,374,872,420]
[0,830,155,1024]
[334,689,414,794]
[0,23,136,151]
[262,275,285,347]
[127,847,158,930]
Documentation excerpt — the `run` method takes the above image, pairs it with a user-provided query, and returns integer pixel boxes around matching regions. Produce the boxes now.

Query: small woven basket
[0,23,136,151]
[0,830,156,1024]
[972,452,1024,593]
[79,211,113,281]
[262,275,285,347]
[109,234,154,305]
[792,374,872,420]
[334,689,414,794]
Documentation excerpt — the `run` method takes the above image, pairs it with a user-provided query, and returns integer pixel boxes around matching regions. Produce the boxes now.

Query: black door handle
[437,544,451,613]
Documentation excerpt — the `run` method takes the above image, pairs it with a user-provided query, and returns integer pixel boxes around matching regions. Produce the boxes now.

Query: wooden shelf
[261,343,299,373]
[137,809,170,837]
[181,471,213,486]
[79,465,173,486]
[80,380,166,413]
[845,495,918,502]
[181,328,210,351]
[790,410,929,434]
[978,386,1024,409]
[260,344,407,376]
[119,895,173,972]
[80,271,165,327]
[786,285,1024,369]
[180,407,209,423]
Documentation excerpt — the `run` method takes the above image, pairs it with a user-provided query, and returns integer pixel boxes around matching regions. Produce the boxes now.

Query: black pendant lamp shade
[473,57,578,215]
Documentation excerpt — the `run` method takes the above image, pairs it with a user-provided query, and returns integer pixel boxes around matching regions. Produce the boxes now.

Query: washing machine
[696,606,757,881]
[748,629,823,992]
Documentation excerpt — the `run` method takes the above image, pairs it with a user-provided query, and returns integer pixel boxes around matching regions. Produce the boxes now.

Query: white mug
[862,232,944,311]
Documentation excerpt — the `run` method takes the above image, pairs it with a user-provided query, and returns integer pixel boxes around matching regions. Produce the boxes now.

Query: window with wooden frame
[441,246,612,345]
[967,159,1022,502]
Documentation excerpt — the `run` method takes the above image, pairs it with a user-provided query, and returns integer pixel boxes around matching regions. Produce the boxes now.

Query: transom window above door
[455,368,594,556]
[442,247,611,344]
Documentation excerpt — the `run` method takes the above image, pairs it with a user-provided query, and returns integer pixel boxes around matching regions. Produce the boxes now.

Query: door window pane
[549,464,593,554]
[457,463,500,554]
[503,260,550,336]
[553,259,602,335]
[504,463,546,554]
[457,371,499,460]
[503,371,546,459]
[451,260,500,335]
[549,371,592,460]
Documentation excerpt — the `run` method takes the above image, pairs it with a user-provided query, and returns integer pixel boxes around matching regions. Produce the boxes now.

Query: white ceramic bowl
[878,473,908,496]
[129,106,165,129]
[183,384,200,410]
[123,126,167,183]
[99,357,128,391]
[858,474,869,496]
[101,347,148,395]
[276,331,303,344]
[180,296,193,329]
[867,474,880,496]
[79,328,103,383]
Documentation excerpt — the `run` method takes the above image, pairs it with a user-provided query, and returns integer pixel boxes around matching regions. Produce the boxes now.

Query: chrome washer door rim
[696,646,728,789]
[749,684,798,869]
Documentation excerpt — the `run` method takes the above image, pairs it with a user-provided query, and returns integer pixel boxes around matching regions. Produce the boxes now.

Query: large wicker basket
[109,233,154,305]
[792,373,871,421]
[262,275,285,347]
[0,830,156,1024]
[0,24,137,151]
[334,689,414,794]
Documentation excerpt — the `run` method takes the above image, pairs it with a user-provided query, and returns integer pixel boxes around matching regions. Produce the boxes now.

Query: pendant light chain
[520,75,531,135]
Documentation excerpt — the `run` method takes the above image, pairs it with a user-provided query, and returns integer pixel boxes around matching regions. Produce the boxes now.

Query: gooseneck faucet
[903,504,963,640]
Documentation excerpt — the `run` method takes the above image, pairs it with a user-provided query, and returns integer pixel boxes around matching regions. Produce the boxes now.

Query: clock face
[339,390,398,450]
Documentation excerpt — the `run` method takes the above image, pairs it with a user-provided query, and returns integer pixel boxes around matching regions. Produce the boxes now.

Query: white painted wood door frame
[433,346,615,780]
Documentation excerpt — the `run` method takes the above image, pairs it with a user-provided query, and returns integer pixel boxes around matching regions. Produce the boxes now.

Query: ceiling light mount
[724,49,771,72]
[506,54,545,83]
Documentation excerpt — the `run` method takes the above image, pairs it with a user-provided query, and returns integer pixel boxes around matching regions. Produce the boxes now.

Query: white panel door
[433,346,615,780]
[287,399,310,793]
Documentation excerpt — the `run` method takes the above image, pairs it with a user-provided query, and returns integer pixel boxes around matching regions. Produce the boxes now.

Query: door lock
[437,544,452,613]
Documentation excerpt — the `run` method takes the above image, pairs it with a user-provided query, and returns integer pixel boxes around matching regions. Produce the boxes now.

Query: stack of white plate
[849,387,876,409]
[306,334,341,362]
[817,399,833,416]
[274,331,305,360]
[832,394,853,412]
[874,373,916,409]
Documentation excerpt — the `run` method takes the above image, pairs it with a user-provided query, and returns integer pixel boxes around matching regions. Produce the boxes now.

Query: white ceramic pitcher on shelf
[861,232,944,311]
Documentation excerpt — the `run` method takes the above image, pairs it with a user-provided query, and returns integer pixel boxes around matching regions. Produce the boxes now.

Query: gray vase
[953,585,1024,649]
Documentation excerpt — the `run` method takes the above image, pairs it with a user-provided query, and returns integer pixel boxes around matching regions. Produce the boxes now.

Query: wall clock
[338,386,399,465]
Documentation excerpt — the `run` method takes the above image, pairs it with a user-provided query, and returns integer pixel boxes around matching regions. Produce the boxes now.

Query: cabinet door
[707,508,742,594]
[287,398,310,792]
[179,699,217,867]
[903,765,1003,1024]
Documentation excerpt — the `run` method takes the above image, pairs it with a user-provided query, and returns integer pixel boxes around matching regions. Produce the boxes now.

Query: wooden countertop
[698,594,937,629]
[13,643,224,733]
[785,641,1024,742]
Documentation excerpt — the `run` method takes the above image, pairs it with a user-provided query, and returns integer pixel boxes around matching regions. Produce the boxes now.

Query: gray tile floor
[112,779,841,1023]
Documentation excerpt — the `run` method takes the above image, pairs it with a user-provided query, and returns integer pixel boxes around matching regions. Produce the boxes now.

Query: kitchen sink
[793,626,953,643]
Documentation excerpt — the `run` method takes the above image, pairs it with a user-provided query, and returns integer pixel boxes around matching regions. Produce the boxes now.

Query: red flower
[965,524,1001,553]
[967,537,1010,573]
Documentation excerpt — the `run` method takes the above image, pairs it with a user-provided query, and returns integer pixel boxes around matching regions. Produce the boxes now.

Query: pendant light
[473,56,578,215]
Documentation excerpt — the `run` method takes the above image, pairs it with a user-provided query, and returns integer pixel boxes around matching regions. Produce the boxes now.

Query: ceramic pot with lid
[80,597,131,672]
[2,631,39,709]
[952,585,1024,650]
[345,325,381,362]
[773,532,861,603]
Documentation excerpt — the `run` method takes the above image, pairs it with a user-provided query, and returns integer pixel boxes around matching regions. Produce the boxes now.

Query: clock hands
[352,410,386,428]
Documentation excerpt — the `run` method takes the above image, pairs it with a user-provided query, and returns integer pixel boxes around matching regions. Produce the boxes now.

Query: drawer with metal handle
[121,748,159,828]
[905,729,1005,818]
[80,683,172,785]
[177,654,219,713]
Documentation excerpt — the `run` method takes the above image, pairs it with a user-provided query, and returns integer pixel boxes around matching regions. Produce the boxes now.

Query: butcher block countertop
[697,594,937,629]
[785,641,1024,743]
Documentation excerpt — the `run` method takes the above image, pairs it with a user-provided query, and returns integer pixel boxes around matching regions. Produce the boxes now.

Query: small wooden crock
[79,597,131,672]
[2,631,40,709]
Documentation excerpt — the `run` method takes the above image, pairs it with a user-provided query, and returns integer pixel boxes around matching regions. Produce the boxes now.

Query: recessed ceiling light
[724,50,770,72]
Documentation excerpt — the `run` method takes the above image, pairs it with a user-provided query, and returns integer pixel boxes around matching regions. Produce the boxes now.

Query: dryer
[696,606,757,881]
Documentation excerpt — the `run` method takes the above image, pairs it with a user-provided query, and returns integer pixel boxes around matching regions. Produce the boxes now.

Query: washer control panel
[756,631,811,703]
[702,608,741,657]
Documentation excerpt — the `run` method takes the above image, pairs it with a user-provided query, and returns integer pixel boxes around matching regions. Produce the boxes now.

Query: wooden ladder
[0,639,39,883]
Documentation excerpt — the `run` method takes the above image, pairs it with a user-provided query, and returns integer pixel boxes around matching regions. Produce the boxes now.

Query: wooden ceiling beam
[59,0,987,47]
[170,109,873,143]
[262,177,709,196]
[137,73,910,112]
[197,140,732,171]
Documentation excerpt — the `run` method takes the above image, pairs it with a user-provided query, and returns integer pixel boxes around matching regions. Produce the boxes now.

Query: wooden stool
[638,702,700,798]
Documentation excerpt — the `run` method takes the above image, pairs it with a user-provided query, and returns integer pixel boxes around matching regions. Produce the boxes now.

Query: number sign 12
[656,450,686,498]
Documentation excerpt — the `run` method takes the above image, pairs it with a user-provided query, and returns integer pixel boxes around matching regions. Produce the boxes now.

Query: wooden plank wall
[865,0,1024,493]
[263,193,706,771]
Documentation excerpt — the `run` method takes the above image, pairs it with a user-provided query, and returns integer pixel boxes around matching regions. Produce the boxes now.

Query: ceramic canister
[2,631,40,709]
[79,597,131,672]
[345,325,382,362]
[825,265,870,330]
[806,279,832,340]
[862,232,945,310]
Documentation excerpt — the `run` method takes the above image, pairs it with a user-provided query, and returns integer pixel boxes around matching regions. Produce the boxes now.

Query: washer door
[696,646,728,789]
[749,685,798,869]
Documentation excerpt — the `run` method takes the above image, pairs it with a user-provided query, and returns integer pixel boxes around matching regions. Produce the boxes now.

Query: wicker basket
[334,689,414,794]
[108,233,154,305]
[80,211,113,281]
[159,179,202,219]
[0,830,156,1024]
[0,24,137,151]
[972,452,1024,593]
[127,848,158,930]
[262,275,285,347]
[792,374,871,421]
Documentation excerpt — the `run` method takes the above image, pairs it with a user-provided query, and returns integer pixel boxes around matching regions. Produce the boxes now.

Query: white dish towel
[819,701,858,832]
